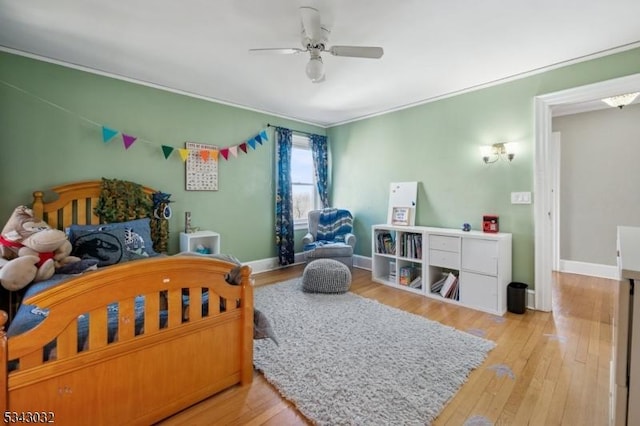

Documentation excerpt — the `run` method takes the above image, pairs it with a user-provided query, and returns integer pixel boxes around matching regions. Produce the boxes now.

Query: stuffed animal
[0,205,81,291]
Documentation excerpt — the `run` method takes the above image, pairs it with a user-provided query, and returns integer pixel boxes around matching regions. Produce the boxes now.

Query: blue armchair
[303,208,356,268]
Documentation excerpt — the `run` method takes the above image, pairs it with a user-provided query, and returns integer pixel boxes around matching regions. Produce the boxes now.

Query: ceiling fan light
[305,57,324,82]
[601,92,640,109]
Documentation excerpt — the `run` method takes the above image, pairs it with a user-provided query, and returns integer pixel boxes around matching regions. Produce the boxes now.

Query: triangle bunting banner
[220,148,229,160]
[161,145,174,159]
[102,126,118,143]
[122,134,137,149]
[96,125,269,164]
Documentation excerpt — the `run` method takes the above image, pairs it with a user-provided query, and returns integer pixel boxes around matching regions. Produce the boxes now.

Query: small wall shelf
[179,230,220,254]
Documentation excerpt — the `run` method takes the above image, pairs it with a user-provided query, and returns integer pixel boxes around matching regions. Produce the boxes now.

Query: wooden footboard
[0,256,253,426]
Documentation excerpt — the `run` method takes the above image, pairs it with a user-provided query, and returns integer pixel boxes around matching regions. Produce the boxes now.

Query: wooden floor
[159,266,615,425]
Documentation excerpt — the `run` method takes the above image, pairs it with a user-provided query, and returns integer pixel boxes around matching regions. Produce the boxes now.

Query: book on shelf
[398,233,423,259]
[439,272,458,298]
[431,273,447,293]
[445,279,459,300]
[450,282,459,300]
[409,276,422,289]
[377,232,395,254]
[399,266,418,286]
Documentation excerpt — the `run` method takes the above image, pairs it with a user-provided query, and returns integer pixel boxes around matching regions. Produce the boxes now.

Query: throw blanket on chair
[316,208,353,242]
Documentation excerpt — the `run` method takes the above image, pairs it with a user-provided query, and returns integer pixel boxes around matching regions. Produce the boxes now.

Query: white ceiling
[1,0,639,127]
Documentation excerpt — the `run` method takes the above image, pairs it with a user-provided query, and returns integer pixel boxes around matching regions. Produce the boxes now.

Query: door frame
[551,131,560,272]
[534,73,640,311]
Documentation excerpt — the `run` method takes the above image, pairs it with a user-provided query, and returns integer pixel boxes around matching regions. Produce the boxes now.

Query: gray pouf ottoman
[302,259,352,294]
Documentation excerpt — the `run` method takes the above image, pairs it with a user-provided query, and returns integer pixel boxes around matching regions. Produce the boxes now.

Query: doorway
[534,73,640,311]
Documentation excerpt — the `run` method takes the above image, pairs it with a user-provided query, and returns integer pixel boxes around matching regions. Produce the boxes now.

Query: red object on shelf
[483,215,499,233]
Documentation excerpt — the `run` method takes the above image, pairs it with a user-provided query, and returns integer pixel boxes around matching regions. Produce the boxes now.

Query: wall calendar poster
[185,142,218,191]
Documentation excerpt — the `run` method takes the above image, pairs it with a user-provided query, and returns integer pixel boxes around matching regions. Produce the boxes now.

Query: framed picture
[391,207,411,226]
[185,142,218,191]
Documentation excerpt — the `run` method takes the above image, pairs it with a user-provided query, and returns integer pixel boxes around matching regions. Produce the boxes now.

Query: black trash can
[507,282,528,314]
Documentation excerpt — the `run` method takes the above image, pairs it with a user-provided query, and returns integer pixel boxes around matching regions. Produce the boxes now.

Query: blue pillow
[68,218,158,257]
[71,228,130,266]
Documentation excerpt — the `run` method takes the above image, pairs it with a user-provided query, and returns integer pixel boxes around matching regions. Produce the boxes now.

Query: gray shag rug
[253,278,496,425]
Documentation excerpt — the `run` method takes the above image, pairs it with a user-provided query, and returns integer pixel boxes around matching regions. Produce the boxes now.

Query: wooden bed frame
[0,180,254,425]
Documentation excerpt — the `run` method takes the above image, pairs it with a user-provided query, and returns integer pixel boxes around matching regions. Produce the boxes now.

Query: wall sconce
[601,92,639,109]
[480,142,515,164]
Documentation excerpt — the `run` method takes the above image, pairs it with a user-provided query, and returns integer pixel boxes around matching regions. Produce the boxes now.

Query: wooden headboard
[32,180,156,231]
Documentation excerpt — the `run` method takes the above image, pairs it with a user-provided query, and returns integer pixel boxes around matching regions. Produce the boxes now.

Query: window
[291,134,319,228]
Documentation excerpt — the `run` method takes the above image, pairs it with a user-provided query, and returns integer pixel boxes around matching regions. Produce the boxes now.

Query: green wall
[328,47,640,287]
[0,51,324,259]
[1,48,639,285]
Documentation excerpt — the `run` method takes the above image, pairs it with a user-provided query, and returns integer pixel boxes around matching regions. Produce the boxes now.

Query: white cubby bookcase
[372,224,512,315]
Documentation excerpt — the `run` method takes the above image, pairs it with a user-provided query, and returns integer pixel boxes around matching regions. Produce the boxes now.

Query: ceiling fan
[249,6,384,83]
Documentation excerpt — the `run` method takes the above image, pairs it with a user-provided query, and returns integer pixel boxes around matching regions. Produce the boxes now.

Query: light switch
[511,192,532,204]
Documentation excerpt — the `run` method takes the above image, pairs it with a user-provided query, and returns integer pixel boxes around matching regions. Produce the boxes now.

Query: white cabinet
[179,230,220,254]
[462,238,498,275]
[372,225,512,315]
[459,271,498,313]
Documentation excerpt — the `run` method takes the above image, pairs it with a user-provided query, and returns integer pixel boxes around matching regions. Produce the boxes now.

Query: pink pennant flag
[122,134,137,149]
[229,146,238,158]
[220,148,229,160]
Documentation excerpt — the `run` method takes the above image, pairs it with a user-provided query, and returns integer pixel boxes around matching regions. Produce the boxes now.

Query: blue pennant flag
[102,126,118,143]
[255,135,263,145]
[247,138,257,150]
[259,130,268,141]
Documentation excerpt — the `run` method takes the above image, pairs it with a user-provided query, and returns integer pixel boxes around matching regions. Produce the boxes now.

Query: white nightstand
[179,231,220,254]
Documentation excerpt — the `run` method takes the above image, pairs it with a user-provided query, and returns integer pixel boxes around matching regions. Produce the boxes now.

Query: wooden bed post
[240,266,254,386]
[0,310,8,412]
[32,190,45,220]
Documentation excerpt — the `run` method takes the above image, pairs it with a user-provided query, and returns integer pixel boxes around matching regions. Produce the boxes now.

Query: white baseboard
[245,254,306,274]
[559,259,619,280]
[527,289,536,310]
[354,255,371,270]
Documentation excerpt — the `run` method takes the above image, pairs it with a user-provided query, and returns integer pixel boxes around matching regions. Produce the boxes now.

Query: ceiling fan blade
[300,6,322,41]
[248,48,305,55]
[328,46,384,59]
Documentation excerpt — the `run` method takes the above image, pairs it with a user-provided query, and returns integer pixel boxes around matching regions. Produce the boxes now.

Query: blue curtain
[310,134,329,208]
[275,127,295,266]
